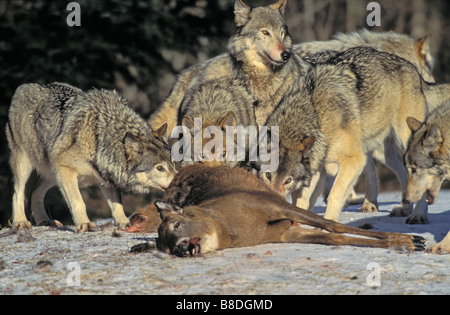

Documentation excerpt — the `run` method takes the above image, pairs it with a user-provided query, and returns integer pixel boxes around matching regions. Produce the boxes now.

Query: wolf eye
[265,173,272,180]
[262,30,270,36]
[284,178,292,185]
[173,222,180,230]
[410,167,417,174]
[157,165,166,172]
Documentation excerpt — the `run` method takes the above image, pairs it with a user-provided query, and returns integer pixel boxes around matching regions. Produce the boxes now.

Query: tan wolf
[155,164,425,256]
[175,77,257,168]
[404,102,450,253]
[6,83,176,232]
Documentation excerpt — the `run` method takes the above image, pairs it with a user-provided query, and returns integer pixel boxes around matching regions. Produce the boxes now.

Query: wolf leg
[324,150,367,222]
[382,145,415,217]
[293,168,325,210]
[30,177,63,227]
[55,166,95,232]
[10,150,33,230]
[359,157,379,213]
[100,186,130,229]
[405,194,428,224]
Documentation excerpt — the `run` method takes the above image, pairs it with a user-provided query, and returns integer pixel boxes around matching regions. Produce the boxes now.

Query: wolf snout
[281,51,291,62]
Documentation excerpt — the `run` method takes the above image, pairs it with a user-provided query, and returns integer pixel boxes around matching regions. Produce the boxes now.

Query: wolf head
[180,112,237,167]
[259,136,315,196]
[123,124,177,193]
[404,117,449,205]
[228,0,292,69]
[156,201,214,257]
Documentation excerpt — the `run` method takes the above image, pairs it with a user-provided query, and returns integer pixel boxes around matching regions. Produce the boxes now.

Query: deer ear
[155,201,183,220]
[219,111,237,129]
[269,0,287,15]
[154,123,168,140]
[406,117,423,133]
[234,0,252,27]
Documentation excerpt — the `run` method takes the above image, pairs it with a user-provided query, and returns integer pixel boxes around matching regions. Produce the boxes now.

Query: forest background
[0,0,449,226]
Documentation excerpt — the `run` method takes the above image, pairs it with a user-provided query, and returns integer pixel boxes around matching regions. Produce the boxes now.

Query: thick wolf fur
[404,102,450,219]
[6,83,176,232]
[177,77,257,167]
[404,102,450,253]
[149,26,434,134]
[155,164,425,256]
[258,44,450,222]
[296,29,434,83]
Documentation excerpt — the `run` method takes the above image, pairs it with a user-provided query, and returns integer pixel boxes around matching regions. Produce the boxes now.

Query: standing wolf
[176,77,257,167]
[6,83,176,232]
[149,13,434,134]
[404,102,450,253]
[225,0,450,222]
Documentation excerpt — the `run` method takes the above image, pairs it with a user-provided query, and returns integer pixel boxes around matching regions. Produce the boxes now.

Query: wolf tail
[424,82,450,111]
[148,65,202,138]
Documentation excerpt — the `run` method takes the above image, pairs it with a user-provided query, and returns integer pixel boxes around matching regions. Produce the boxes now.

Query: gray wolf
[149,16,434,135]
[404,101,450,253]
[6,82,176,232]
[154,164,425,256]
[295,29,434,83]
[174,77,257,167]
[227,0,450,223]
[256,44,450,222]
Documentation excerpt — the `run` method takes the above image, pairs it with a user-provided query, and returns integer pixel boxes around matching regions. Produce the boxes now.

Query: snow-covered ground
[0,191,449,295]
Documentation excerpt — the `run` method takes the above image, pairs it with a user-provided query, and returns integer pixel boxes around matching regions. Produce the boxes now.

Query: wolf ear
[154,123,168,140]
[155,201,183,220]
[269,0,287,15]
[234,0,252,27]
[298,136,315,153]
[423,125,444,148]
[406,117,423,133]
[415,34,431,60]
[124,133,144,163]
[182,116,195,130]
[219,111,237,129]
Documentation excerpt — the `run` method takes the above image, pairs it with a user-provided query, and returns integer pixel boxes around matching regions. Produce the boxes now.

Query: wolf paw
[13,221,32,230]
[359,200,378,213]
[406,214,428,225]
[389,206,412,217]
[115,219,130,230]
[427,241,450,254]
[76,222,97,233]
[37,219,63,227]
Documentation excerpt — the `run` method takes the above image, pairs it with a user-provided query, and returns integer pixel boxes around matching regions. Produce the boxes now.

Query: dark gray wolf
[6,83,176,232]
[175,77,257,168]
[155,164,425,256]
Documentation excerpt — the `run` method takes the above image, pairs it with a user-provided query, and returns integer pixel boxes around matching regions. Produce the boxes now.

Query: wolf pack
[5,0,450,255]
